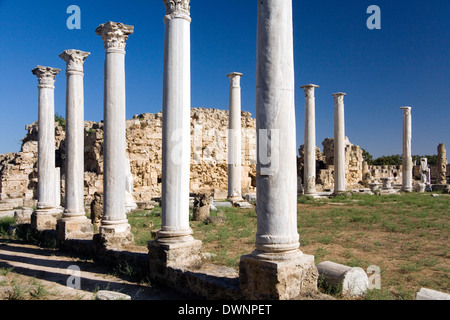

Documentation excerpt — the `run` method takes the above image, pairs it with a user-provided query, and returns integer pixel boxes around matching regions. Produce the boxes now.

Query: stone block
[239,252,318,300]
[56,218,94,242]
[148,239,203,280]
[14,208,33,224]
[31,211,61,231]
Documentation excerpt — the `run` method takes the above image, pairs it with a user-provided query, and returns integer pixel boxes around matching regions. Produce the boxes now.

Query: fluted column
[95,21,134,245]
[57,49,93,241]
[301,84,319,197]
[31,66,61,231]
[401,106,413,192]
[148,0,202,275]
[227,72,243,201]
[239,0,317,300]
[333,93,346,195]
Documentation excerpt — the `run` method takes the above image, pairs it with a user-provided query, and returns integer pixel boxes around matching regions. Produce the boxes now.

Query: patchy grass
[126,192,449,300]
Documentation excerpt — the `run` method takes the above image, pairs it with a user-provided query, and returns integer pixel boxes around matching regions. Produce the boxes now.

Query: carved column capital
[96,21,134,52]
[301,84,319,98]
[163,0,191,22]
[401,106,412,116]
[227,72,243,88]
[59,49,90,73]
[32,66,61,88]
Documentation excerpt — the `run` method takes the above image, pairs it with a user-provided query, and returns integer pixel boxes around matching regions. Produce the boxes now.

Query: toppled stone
[415,288,450,300]
[96,290,131,300]
[193,193,211,221]
[243,194,257,202]
[316,261,368,297]
[233,201,253,209]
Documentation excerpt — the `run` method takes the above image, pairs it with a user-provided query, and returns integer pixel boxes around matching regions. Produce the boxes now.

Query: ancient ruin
[0,0,448,302]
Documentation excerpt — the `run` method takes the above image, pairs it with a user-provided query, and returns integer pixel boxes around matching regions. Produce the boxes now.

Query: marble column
[148,0,202,273]
[333,93,347,195]
[31,66,61,232]
[57,49,93,241]
[95,21,134,246]
[401,106,413,192]
[301,84,319,197]
[239,0,317,300]
[227,72,243,201]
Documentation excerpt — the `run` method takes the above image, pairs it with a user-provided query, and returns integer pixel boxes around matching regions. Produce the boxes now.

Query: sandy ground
[0,239,183,300]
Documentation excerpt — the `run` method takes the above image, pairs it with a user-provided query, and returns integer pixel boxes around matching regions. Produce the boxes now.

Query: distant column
[57,49,93,241]
[401,106,413,192]
[301,84,319,197]
[437,143,447,185]
[148,0,202,275]
[95,21,134,246]
[239,0,318,300]
[333,93,347,195]
[227,72,243,201]
[31,66,61,232]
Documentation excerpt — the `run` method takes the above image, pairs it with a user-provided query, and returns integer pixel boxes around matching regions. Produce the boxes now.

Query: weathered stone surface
[437,143,448,185]
[96,290,131,300]
[415,288,450,300]
[0,108,257,211]
[90,192,103,228]
[192,193,211,221]
[239,253,318,300]
[316,261,368,297]
[14,208,33,224]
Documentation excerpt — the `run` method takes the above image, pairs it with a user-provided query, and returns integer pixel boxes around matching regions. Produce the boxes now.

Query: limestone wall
[0,108,257,210]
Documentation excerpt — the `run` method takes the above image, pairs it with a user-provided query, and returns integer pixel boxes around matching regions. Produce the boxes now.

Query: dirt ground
[0,240,183,300]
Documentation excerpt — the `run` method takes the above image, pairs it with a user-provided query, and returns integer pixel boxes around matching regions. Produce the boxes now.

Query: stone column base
[239,252,318,300]
[56,217,93,242]
[148,239,203,280]
[31,210,62,232]
[94,223,134,251]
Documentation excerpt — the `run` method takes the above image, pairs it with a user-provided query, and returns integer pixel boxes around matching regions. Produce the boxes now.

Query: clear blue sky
[0,0,448,158]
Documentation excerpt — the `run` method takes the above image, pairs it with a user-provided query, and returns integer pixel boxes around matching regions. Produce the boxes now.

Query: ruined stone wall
[313,137,365,190]
[0,108,257,210]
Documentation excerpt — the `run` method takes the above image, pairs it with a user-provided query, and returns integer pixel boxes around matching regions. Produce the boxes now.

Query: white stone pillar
[401,106,413,192]
[227,72,243,201]
[31,66,61,231]
[57,49,93,241]
[333,93,347,195]
[148,0,202,273]
[301,84,319,197]
[54,167,62,210]
[239,0,317,300]
[95,21,134,245]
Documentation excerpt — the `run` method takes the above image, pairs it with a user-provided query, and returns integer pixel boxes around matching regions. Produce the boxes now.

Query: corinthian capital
[59,49,90,73]
[96,21,134,51]
[163,0,191,21]
[32,66,61,88]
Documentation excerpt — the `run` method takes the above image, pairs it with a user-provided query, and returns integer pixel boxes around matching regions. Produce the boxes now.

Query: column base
[31,209,62,232]
[94,222,134,251]
[239,251,318,300]
[56,216,93,242]
[148,238,203,280]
